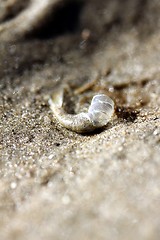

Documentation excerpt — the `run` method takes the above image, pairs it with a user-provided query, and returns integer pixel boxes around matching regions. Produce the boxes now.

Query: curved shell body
[48,91,114,133]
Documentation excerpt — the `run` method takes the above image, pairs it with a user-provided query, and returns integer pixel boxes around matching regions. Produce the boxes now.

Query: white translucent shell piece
[88,94,114,127]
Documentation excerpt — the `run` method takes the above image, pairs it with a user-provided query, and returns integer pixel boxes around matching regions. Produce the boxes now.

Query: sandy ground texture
[0,0,160,239]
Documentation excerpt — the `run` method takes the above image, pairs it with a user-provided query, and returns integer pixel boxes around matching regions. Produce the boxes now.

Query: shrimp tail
[49,88,64,109]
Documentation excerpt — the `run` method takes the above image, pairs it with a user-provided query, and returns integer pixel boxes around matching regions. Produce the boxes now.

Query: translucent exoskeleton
[48,89,114,133]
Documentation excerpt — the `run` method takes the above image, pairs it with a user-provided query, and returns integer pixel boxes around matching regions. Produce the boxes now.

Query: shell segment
[88,94,114,127]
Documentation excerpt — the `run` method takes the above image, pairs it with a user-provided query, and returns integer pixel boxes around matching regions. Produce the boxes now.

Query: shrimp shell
[48,89,114,133]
